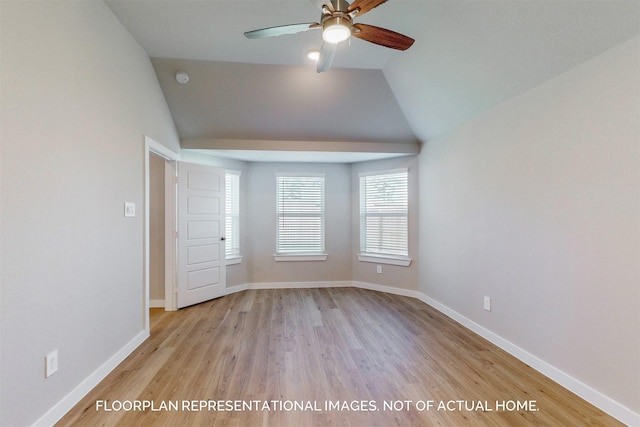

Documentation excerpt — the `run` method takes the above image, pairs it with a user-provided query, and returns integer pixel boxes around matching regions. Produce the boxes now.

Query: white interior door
[177,162,226,308]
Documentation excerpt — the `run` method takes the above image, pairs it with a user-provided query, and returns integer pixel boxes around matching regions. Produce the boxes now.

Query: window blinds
[276,175,325,254]
[360,170,408,257]
[225,171,240,258]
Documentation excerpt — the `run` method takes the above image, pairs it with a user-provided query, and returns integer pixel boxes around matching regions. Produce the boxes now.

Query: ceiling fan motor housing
[322,15,352,32]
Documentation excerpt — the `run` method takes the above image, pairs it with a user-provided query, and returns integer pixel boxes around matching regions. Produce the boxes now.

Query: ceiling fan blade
[317,42,337,73]
[352,23,414,50]
[347,0,389,16]
[244,22,320,39]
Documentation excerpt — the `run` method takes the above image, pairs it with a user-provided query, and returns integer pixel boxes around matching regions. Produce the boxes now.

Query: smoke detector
[175,71,189,84]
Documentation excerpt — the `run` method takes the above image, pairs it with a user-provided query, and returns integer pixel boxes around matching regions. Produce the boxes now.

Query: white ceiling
[106,0,406,69]
[105,0,640,161]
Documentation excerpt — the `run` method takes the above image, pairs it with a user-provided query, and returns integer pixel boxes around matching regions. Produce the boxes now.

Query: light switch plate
[484,296,491,312]
[124,202,135,218]
[45,350,58,378]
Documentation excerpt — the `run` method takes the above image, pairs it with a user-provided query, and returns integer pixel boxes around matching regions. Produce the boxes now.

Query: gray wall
[171,156,418,291]
[0,2,180,425]
[2,0,637,423]
[246,162,352,284]
[419,36,640,415]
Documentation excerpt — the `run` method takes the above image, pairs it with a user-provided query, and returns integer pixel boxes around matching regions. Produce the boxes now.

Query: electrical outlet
[376,265,382,274]
[45,350,58,378]
[483,296,491,312]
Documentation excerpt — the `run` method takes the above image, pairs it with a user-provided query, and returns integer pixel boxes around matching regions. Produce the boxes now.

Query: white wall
[0,2,180,425]
[419,36,639,418]
[246,162,352,284]
[351,156,419,290]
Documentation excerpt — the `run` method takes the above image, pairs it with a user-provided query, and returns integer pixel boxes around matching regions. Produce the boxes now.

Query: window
[275,174,326,260]
[359,169,410,265]
[225,171,241,262]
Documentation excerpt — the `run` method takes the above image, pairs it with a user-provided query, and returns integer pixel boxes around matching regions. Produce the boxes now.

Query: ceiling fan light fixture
[322,16,351,44]
[244,0,415,73]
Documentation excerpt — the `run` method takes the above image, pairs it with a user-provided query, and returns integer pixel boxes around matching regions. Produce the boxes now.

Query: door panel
[187,267,220,289]
[177,162,226,308]
[187,245,219,264]
[187,221,218,239]
[187,196,219,214]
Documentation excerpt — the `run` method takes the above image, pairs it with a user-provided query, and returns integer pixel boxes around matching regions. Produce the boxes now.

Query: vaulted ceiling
[105,0,640,161]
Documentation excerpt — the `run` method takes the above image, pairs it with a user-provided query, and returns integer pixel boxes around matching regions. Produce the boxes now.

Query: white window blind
[360,170,408,257]
[225,171,241,258]
[276,174,325,254]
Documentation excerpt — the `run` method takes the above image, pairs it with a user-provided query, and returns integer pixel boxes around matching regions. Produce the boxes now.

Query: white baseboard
[149,299,165,308]
[223,283,249,295]
[237,280,639,425]
[40,282,638,427]
[247,280,352,290]
[351,280,421,299]
[32,330,149,427]
[413,293,640,427]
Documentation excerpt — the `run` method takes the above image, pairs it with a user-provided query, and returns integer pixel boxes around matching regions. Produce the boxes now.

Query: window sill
[357,253,412,267]
[273,254,328,262]
[226,255,243,266]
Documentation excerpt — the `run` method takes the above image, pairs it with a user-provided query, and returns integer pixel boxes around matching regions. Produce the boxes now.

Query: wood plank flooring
[57,288,623,426]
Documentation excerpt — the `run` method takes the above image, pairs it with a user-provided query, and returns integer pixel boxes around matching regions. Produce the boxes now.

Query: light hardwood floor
[57,288,622,426]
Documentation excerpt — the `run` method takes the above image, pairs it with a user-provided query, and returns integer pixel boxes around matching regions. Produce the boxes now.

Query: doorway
[144,137,228,330]
[144,136,179,334]
[149,152,168,308]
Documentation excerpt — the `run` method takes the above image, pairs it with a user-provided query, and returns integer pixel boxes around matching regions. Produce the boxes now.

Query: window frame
[358,168,411,266]
[225,170,242,265]
[274,173,327,262]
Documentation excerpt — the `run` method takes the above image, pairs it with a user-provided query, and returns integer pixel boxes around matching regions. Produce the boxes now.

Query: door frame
[144,136,179,332]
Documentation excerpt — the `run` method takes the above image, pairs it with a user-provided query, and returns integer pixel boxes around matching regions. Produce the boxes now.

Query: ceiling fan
[244,0,414,73]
